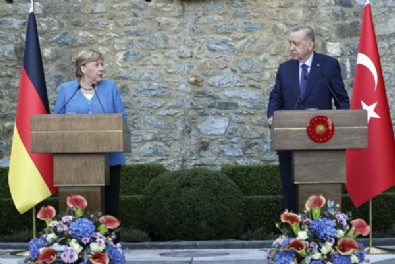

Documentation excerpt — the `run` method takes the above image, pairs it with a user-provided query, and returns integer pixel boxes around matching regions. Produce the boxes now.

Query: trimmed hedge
[144,168,245,240]
[0,167,11,198]
[119,195,148,230]
[342,193,395,236]
[1,165,395,241]
[221,165,282,195]
[120,163,166,195]
[242,195,283,234]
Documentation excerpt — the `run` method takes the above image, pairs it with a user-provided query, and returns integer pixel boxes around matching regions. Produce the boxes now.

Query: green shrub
[0,196,57,239]
[0,167,11,198]
[2,165,395,242]
[239,227,273,240]
[0,198,32,237]
[221,165,281,195]
[120,227,151,242]
[242,195,283,235]
[144,168,244,240]
[342,192,395,235]
[121,164,167,195]
[0,229,32,242]
[119,195,148,230]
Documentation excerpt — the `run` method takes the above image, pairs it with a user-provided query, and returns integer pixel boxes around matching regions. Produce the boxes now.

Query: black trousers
[278,155,297,212]
[105,165,121,218]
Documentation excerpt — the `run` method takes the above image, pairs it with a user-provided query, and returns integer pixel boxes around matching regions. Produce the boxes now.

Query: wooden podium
[31,114,131,213]
[271,110,367,210]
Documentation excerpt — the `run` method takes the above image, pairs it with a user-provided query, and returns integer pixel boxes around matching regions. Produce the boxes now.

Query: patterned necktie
[300,64,309,97]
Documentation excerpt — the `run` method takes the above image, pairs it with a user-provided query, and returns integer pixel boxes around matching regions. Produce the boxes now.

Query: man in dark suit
[267,26,350,212]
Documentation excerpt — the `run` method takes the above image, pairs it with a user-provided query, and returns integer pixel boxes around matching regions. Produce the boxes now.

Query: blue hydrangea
[274,250,295,264]
[355,243,366,262]
[336,213,348,226]
[69,218,95,241]
[60,247,79,263]
[280,237,293,248]
[28,237,48,259]
[309,241,318,250]
[330,254,352,264]
[311,260,324,264]
[310,217,337,239]
[107,244,126,264]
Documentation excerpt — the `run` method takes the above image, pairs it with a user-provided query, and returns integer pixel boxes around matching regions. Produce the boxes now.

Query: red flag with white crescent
[345,1,395,207]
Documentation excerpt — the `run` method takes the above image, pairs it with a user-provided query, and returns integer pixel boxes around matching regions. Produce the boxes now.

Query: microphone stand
[321,74,344,109]
[92,84,105,113]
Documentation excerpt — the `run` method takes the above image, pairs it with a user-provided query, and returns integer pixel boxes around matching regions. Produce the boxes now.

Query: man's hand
[268,116,273,126]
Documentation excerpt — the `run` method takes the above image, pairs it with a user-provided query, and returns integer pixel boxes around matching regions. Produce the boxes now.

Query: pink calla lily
[305,194,326,210]
[305,194,326,220]
[350,218,370,237]
[66,194,88,210]
[281,210,301,235]
[36,248,57,263]
[337,237,360,255]
[90,252,110,264]
[286,239,307,257]
[37,205,56,221]
[99,215,121,229]
[280,211,301,225]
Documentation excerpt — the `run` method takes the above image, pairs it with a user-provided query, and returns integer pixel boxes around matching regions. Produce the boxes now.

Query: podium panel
[271,110,367,211]
[272,110,367,150]
[54,154,109,186]
[31,114,131,153]
[298,183,342,212]
[31,114,131,213]
[293,150,345,183]
[58,186,104,213]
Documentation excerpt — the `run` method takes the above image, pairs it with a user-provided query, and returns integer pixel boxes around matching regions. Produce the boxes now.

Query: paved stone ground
[1,241,394,264]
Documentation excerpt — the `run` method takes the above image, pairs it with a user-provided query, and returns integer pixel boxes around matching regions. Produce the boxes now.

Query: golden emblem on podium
[306,115,334,143]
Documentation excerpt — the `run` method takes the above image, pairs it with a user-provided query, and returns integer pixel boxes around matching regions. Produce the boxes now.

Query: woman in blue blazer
[267,26,350,212]
[54,50,127,220]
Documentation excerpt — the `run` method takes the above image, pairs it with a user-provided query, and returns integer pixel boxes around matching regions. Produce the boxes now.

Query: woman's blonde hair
[75,50,104,78]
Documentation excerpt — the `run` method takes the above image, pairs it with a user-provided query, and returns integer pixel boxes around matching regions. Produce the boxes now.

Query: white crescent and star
[356,52,380,123]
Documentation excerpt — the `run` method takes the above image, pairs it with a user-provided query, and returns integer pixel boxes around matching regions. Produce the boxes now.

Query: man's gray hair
[291,26,315,43]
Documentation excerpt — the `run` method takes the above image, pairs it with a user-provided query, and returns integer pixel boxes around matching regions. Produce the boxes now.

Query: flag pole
[32,206,37,238]
[366,199,394,254]
[31,0,36,240]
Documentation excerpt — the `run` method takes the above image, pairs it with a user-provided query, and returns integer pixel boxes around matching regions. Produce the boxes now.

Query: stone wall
[0,0,394,170]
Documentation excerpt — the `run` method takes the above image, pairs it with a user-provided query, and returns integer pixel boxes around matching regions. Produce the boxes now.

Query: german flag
[8,11,57,214]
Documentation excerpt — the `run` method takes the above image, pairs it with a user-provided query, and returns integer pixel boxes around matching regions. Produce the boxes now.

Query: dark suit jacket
[267,52,350,118]
[267,52,350,157]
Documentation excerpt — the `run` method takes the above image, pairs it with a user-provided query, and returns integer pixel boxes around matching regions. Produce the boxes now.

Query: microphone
[92,83,105,113]
[56,84,81,114]
[321,74,344,109]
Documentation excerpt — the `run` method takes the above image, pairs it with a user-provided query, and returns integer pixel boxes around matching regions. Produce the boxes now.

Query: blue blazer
[267,52,350,118]
[54,79,127,166]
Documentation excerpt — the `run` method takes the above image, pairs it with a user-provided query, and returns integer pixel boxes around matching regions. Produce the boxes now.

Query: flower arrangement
[268,194,371,264]
[25,194,126,264]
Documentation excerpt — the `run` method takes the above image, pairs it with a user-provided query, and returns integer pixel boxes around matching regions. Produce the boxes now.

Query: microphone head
[91,83,96,89]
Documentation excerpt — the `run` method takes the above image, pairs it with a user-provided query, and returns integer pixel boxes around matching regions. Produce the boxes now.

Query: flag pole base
[11,250,29,257]
[366,246,395,254]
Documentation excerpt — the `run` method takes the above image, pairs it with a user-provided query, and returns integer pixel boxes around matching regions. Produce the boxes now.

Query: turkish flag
[345,2,395,207]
